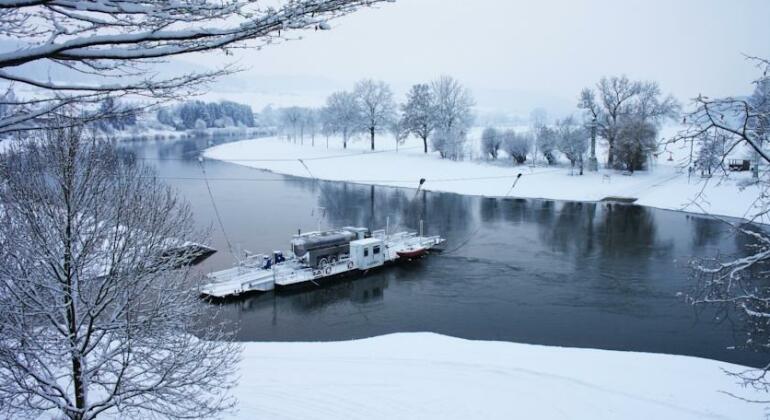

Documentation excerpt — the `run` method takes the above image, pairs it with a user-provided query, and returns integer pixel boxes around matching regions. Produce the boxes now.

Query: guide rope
[197,158,237,261]
[505,173,523,196]
[297,158,315,179]
[441,172,524,255]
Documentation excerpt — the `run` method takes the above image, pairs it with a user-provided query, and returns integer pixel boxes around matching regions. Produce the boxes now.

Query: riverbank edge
[229,332,765,419]
[204,155,758,227]
[202,136,763,225]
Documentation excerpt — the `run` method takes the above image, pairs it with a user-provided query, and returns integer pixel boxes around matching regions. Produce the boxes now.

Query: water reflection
[121,136,769,367]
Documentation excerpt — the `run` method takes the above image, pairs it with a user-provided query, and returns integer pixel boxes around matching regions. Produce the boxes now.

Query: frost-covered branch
[0,0,392,133]
[673,57,770,403]
[0,119,239,419]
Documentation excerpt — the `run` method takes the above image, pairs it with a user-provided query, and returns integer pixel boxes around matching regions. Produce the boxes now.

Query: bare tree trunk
[63,144,86,419]
[422,135,428,154]
[607,133,616,167]
[370,127,375,150]
[0,121,240,419]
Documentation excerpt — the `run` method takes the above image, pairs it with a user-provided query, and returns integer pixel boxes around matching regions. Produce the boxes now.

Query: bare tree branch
[0,0,393,134]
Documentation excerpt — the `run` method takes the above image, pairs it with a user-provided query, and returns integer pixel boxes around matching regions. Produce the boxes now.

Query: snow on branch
[670,57,770,396]
[0,0,392,133]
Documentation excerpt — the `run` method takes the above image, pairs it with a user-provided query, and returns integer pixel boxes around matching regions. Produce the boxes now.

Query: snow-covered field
[204,135,763,221]
[232,333,765,420]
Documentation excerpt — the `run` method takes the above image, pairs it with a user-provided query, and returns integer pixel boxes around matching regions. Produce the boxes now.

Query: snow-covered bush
[502,130,531,164]
[432,126,467,160]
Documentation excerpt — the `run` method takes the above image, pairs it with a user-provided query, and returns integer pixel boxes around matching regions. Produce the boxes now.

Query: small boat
[396,247,428,259]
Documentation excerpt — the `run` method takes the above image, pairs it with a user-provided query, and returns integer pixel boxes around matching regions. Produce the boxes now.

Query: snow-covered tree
[530,108,549,163]
[163,100,254,131]
[556,116,588,175]
[257,105,279,130]
[431,126,467,160]
[430,76,474,159]
[302,108,320,146]
[281,106,304,142]
[746,75,770,174]
[353,79,396,150]
[530,108,549,130]
[695,130,728,176]
[579,76,679,168]
[401,83,436,154]
[665,58,770,400]
[502,129,531,164]
[194,118,208,130]
[0,88,18,123]
[321,91,360,149]
[388,119,408,150]
[0,0,390,134]
[614,117,658,172]
[156,107,176,128]
[96,98,137,133]
[535,125,558,165]
[481,127,502,159]
[0,120,239,419]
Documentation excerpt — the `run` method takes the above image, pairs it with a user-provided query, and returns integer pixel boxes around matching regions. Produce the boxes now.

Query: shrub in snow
[502,130,531,164]
[432,127,467,160]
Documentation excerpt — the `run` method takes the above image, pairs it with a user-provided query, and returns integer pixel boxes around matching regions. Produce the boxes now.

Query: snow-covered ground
[204,135,763,221]
[232,333,765,420]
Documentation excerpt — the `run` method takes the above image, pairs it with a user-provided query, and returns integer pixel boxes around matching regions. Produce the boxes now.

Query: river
[120,135,767,368]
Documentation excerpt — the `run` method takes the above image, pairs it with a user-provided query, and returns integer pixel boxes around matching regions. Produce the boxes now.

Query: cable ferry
[200,224,444,298]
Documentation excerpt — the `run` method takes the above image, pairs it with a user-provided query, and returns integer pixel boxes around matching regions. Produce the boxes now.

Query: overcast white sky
[190,0,770,116]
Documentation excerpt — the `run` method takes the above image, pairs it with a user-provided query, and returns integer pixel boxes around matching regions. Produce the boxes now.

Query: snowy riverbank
[204,136,763,221]
[231,333,764,419]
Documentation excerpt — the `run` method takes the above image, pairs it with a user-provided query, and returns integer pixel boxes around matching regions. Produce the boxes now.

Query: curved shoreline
[203,137,760,225]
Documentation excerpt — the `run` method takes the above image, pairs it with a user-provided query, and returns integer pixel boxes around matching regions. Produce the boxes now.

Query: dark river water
[121,135,767,368]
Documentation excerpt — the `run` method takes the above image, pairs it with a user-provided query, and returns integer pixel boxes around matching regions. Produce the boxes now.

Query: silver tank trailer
[291,229,361,268]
